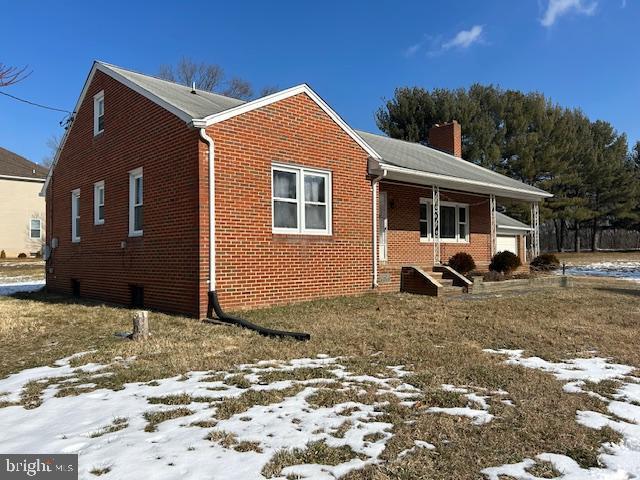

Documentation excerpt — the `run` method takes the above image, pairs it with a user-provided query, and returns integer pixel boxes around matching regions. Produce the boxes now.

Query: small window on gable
[30,219,42,239]
[94,91,104,135]
[129,167,143,237]
[94,181,105,225]
[71,189,81,242]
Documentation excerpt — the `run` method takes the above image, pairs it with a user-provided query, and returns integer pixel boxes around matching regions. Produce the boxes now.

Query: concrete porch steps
[400,265,469,297]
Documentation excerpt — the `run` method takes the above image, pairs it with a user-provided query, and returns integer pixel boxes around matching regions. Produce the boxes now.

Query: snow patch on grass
[0,280,45,296]
[482,349,639,479]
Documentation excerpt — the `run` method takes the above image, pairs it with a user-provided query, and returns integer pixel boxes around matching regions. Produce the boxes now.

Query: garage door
[496,235,518,255]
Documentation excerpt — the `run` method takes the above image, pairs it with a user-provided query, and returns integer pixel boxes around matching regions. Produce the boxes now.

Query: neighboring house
[0,147,47,257]
[43,61,550,317]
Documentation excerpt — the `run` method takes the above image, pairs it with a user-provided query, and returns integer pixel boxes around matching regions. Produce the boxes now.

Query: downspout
[199,128,216,292]
[371,169,387,287]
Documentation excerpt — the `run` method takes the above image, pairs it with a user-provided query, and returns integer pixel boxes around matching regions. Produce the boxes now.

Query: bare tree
[41,134,61,168]
[0,63,31,87]
[223,77,254,101]
[159,57,224,92]
[259,85,280,97]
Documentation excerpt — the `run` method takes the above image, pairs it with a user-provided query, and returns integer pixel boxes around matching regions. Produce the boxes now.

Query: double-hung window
[30,219,42,239]
[94,91,104,135]
[129,168,143,237]
[272,164,331,235]
[94,181,105,225]
[419,198,469,243]
[71,189,81,242]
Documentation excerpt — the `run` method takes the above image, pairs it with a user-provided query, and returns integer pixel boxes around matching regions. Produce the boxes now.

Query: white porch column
[489,194,497,257]
[432,185,440,265]
[531,202,540,257]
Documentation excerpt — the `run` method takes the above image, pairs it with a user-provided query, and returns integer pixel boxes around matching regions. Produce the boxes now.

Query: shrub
[489,251,521,274]
[17,253,27,259]
[447,252,476,274]
[0,250,5,259]
[530,253,560,271]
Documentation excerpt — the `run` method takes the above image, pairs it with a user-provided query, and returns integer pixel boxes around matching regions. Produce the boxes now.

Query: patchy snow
[0,280,45,296]
[562,261,640,283]
[398,440,436,459]
[426,406,494,425]
[426,383,512,425]
[0,354,427,479]
[482,349,640,480]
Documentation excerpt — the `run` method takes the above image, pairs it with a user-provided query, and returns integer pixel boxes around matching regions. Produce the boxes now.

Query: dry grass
[0,259,45,280]
[556,250,640,265]
[1,277,640,478]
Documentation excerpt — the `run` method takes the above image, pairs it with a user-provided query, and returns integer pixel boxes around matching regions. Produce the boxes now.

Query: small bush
[17,253,27,259]
[447,252,476,274]
[489,251,521,274]
[530,253,560,271]
[0,250,5,259]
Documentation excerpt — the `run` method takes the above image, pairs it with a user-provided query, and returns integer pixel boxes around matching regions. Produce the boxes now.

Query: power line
[0,90,73,114]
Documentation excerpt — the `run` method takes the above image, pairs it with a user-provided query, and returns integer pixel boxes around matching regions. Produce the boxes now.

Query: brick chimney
[428,121,462,158]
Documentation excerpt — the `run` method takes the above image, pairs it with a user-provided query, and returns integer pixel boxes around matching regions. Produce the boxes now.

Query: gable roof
[496,212,532,231]
[359,130,550,200]
[0,147,47,181]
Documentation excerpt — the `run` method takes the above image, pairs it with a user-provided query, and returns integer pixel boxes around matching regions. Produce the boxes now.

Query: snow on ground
[0,279,45,296]
[425,383,511,426]
[0,354,427,479]
[482,349,640,480]
[562,261,640,283]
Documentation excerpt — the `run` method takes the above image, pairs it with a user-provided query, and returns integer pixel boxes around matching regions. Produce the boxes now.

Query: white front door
[379,191,388,261]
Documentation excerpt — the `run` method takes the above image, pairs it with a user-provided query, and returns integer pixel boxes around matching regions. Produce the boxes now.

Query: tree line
[376,85,640,252]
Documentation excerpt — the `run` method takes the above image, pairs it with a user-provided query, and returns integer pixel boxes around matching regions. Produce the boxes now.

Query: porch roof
[497,212,532,233]
[359,130,552,201]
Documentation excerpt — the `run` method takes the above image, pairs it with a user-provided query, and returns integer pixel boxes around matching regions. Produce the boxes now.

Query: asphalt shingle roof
[99,62,246,119]
[496,212,531,230]
[356,130,549,198]
[0,147,47,180]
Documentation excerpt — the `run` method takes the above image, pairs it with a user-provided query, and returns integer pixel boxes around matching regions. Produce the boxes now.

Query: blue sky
[1,0,638,164]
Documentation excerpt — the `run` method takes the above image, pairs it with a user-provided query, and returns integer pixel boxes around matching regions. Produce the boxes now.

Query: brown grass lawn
[556,250,640,265]
[1,279,639,478]
[0,259,45,281]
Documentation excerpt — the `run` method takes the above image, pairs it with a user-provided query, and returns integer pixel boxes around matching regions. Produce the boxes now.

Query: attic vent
[191,82,196,94]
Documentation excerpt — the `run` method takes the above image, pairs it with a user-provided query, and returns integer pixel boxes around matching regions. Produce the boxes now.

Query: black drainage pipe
[206,291,310,341]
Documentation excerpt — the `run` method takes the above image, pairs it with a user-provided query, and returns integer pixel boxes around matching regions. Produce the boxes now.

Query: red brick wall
[46,71,202,316]
[198,93,374,314]
[380,181,492,269]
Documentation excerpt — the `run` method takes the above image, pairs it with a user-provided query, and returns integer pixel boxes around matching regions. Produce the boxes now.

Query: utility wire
[0,90,73,114]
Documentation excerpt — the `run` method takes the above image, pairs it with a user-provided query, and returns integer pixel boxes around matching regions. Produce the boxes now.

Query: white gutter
[198,127,216,292]
[0,174,46,183]
[371,169,387,287]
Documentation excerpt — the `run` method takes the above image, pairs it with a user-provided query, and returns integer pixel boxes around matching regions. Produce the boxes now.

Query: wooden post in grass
[132,310,149,341]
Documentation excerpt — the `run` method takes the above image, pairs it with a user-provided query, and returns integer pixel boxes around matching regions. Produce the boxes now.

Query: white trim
[419,198,469,244]
[71,188,80,243]
[271,163,332,236]
[128,167,143,237]
[497,225,532,232]
[371,161,553,200]
[379,191,388,261]
[93,90,104,136]
[29,218,42,240]
[0,174,46,183]
[93,180,105,225]
[199,129,216,292]
[194,84,382,160]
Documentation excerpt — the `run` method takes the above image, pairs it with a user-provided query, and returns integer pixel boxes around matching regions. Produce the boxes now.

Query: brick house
[43,62,550,317]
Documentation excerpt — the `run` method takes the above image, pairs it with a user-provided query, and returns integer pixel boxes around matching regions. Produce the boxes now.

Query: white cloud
[403,41,423,58]
[540,0,598,27]
[442,25,484,50]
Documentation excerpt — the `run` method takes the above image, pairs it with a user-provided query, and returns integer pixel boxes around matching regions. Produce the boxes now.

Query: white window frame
[271,163,332,236]
[94,181,105,225]
[93,91,104,136]
[129,167,143,237]
[71,189,81,243]
[419,198,469,243]
[29,218,42,240]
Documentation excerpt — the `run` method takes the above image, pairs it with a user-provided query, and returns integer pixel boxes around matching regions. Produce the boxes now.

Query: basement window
[419,198,469,243]
[29,219,42,239]
[272,164,331,235]
[129,167,143,237]
[71,188,81,242]
[94,91,104,135]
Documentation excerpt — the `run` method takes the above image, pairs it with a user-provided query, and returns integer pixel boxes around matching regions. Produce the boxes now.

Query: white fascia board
[497,226,533,232]
[1,174,46,183]
[371,161,553,201]
[192,84,382,160]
